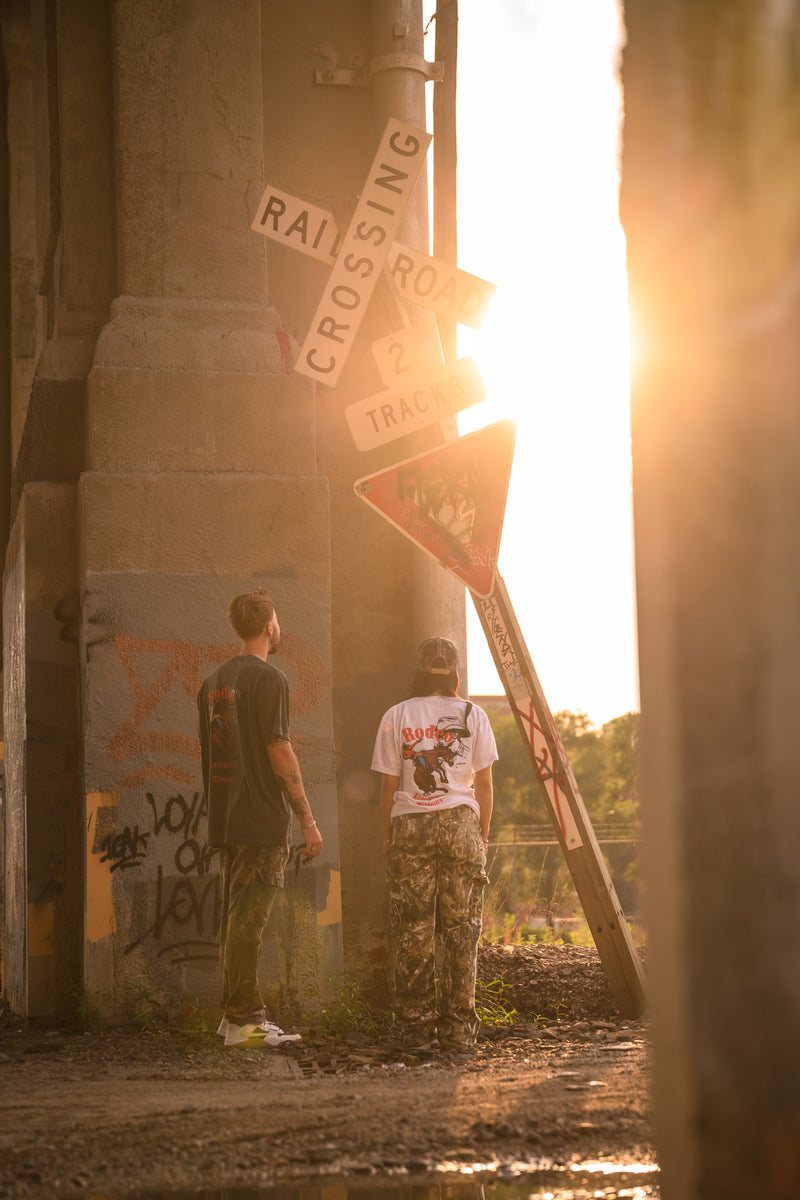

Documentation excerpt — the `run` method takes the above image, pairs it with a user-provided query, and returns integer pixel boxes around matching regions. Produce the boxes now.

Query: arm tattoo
[286,794,312,820]
[274,770,302,790]
[269,738,312,821]
[273,772,309,814]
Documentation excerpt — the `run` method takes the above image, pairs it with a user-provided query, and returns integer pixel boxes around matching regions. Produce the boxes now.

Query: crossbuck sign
[293,119,430,388]
[251,119,496,392]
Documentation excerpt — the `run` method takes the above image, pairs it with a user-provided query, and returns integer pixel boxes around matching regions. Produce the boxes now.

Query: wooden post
[473,574,647,1018]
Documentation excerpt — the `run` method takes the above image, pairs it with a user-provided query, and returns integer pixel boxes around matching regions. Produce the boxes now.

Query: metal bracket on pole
[313,51,442,86]
[369,52,444,83]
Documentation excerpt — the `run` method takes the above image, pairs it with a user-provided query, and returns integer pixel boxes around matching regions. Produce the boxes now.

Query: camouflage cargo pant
[218,843,289,1023]
[387,805,488,1047]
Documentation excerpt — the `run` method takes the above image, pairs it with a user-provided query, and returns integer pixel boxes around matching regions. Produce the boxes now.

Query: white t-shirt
[371,695,498,821]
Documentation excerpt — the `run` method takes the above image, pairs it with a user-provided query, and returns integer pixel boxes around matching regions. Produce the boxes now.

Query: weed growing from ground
[302,973,395,1041]
[475,977,517,1030]
[70,987,113,1032]
[126,972,172,1035]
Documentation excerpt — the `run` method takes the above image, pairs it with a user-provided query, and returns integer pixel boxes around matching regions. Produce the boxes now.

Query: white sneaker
[223,1019,302,1048]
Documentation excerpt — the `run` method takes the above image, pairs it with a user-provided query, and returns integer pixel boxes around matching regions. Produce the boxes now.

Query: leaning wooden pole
[473,574,647,1018]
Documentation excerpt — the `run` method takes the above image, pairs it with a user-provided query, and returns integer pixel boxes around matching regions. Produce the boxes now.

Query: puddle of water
[119,1164,661,1200]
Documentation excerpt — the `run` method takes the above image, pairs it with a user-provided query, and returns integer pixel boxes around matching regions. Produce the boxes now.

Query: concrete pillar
[2,0,465,1023]
[2,484,81,1019]
[1,0,115,1021]
[81,0,341,1013]
[621,1,800,1194]
[0,7,43,467]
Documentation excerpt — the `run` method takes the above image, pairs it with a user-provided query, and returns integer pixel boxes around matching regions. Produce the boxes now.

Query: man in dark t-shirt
[198,589,323,1048]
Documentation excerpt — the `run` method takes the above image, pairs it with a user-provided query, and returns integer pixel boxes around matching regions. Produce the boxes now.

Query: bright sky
[423,0,638,726]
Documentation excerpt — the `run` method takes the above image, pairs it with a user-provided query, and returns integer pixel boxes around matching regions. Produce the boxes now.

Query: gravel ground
[0,943,656,1199]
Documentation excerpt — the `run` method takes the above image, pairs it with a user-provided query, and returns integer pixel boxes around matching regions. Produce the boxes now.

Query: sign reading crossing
[294,119,431,388]
[252,186,496,331]
[353,419,516,597]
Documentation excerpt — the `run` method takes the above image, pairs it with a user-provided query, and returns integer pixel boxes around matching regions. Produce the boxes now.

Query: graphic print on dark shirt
[198,656,292,847]
[208,683,238,786]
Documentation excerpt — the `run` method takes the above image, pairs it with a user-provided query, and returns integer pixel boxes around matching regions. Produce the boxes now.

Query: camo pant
[387,805,488,1047]
[218,843,289,1023]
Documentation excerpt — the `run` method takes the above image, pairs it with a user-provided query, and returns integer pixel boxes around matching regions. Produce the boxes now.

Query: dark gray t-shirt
[198,655,291,847]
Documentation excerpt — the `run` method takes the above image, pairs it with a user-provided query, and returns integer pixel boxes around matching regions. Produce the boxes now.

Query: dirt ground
[0,944,657,1199]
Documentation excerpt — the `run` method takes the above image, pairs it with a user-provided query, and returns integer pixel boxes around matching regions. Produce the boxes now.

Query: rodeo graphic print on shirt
[372,695,498,819]
[401,710,471,804]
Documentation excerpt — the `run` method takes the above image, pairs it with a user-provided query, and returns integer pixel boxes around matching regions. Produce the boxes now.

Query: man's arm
[268,736,323,857]
[473,764,494,848]
[380,773,400,858]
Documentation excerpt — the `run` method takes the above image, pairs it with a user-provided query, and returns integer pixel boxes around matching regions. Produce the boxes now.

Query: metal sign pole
[473,574,647,1019]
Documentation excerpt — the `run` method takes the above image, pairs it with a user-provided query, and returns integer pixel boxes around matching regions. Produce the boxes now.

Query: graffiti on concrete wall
[90,631,328,966]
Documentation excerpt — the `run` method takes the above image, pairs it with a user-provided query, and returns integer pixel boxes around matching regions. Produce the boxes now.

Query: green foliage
[483,707,641,935]
[125,972,172,1035]
[71,987,112,1032]
[557,709,640,825]
[490,707,640,828]
[474,978,517,1029]
[70,979,215,1039]
[532,998,570,1028]
[303,973,395,1041]
[173,995,218,1039]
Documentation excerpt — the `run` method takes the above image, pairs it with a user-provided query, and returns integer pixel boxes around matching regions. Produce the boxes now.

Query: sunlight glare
[424,0,637,725]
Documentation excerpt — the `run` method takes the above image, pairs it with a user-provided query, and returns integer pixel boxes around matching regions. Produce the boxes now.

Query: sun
[424,0,637,724]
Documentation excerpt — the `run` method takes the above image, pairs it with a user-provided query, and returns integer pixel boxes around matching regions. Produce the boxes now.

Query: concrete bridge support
[1,0,463,1024]
[622,2,800,1195]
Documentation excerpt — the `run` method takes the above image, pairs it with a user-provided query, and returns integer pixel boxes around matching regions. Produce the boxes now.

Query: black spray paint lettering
[146,790,206,840]
[99,825,149,871]
[124,866,221,955]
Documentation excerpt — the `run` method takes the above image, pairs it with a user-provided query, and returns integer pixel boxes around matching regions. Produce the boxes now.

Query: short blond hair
[227,589,275,640]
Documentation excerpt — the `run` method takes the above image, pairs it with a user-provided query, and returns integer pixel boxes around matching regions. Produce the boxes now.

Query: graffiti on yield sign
[353,419,516,598]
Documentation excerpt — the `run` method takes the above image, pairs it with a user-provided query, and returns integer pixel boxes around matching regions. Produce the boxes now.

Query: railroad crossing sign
[353,419,516,598]
[293,118,431,387]
[252,187,496,331]
[250,118,496,450]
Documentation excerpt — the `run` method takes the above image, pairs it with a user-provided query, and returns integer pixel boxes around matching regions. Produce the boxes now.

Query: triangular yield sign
[354,419,516,598]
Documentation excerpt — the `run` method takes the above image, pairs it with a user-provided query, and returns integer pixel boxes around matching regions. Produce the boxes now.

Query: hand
[302,820,323,859]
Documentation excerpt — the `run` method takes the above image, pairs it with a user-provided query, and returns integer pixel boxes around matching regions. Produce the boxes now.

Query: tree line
[484,708,641,940]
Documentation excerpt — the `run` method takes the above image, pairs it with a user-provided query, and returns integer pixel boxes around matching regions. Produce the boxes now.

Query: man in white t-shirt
[371,636,498,1051]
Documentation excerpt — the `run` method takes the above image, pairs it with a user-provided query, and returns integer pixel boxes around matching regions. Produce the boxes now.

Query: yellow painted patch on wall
[318,868,342,927]
[85,791,117,944]
[28,900,55,955]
